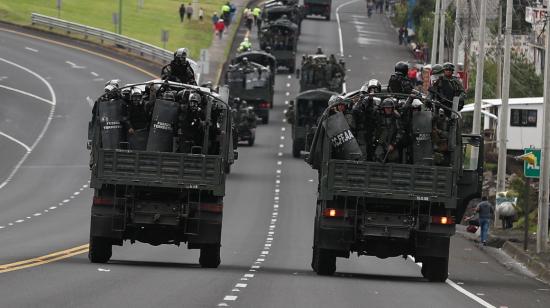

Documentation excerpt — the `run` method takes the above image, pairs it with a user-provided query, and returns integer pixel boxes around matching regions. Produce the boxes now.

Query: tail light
[259,101,270,109]
[93,196,114,206]
[200,203,223,213]
[323,208,345,218]
[431,216,454,225]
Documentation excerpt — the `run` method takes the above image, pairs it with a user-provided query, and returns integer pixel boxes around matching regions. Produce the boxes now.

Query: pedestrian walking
[245,9,254,32]
[186,3,194,20]
[398,26,404,45]
[199,7,204,22]
[476,197,495,245]
[179,4,186,23]
[215,19,225,39]
[221,2,231,27]
[212,12,219,25]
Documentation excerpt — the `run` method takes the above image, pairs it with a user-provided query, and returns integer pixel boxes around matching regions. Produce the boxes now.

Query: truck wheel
[262,115,269,124]
[313,247,336,276]
[199,244,221,268]
[421,257,448,282]
[292,140,301,158]
[248,136,255,146]
[88,236,112,263]
[224,163,231,174]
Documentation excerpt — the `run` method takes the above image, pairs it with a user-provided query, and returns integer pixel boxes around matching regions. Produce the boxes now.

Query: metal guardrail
[30,13,200,78]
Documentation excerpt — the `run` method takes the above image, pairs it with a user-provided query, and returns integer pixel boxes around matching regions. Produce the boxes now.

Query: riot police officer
[387,61,414,94]
[161,48,197,85]
[353,79,382,160]
[374,98,405,163]
[430,62,466,110]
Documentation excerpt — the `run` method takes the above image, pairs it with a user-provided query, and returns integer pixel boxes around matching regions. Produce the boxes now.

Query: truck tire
[199,244,221,268]
[292,139,302,158]
[326,14,331,21]
[421,257,448,282]
[88,236,112,263]
[248,136,255,146]
[313,247,336,276]
[262,115,269,124]
[224,163,231,174]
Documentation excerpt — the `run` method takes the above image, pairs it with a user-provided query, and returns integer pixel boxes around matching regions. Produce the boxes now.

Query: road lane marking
[0,244,88,274]
[0,84,54,105]
[336,0,361,94]
[90,71,99,77]
[24,47,38,52]
[0,57,56,191]
[0,131,31,152]
[65,61,86,69]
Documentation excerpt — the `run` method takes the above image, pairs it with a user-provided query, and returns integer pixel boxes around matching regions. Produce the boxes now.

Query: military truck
[87,81,235,267]
[307,92,483,281]
[298,54,345,93]
[287,89,337,158]
[259,17,299,73]
[261,0,303,33]
[233,50,277,105]
[303,0,331,20]
[226,54,274,124]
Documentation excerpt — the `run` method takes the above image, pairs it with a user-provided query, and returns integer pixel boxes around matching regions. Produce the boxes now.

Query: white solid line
[0,84,54,105]
[0,57,57,191]
[336,0,358,93]
[0,131,31,152]
[25,47,38,52]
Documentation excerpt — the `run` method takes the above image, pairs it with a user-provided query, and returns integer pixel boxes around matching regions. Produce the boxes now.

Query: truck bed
[323,160,455,203]
[93,149,223,191]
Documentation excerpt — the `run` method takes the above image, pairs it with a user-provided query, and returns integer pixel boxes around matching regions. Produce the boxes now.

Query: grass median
[0,0,229,58]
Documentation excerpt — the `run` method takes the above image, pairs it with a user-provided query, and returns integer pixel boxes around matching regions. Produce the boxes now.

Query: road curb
[501,241,550,284]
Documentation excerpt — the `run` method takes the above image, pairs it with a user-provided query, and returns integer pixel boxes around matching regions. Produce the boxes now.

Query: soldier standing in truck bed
[161,48,197,85]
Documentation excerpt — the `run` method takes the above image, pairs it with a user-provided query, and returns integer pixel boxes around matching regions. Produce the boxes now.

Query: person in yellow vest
[252,7,261,25]
[221,3,231,27]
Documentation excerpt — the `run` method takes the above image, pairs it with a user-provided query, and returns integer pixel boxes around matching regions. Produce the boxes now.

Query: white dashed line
[281,127,286,131]
[287,75,291,79]
[285,92,290,96]
[25,47,38,52]
[223,295,238,301]
[285,100,289,105]
[90,72,99,77]
[286,83,290,87]
[33,213,41,216]
[15,219,24,223]
[235,283,247,288]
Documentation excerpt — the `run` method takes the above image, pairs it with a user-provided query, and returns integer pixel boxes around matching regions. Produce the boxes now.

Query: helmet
[380,98,396,109]
[189,92,201,108]
[130,87,143,101]
[431,64,444,75]
[265,46,272,53]
[411,98,423,109]
[443,62,455,72]
[174,48,188,63]
[201,80,213,89]
[328,94,343,105]
[394,61,409,75]
[316,46,323,54]
[242,57,249,64]
[233,97,241,106]
[361,79,382,93]
[105,79,120,88]
[163,91,176,101]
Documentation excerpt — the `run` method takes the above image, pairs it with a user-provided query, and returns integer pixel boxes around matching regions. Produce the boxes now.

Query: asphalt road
[1,1,550,307]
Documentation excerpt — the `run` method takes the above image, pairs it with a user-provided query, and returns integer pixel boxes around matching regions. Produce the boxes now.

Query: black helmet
[162,91,176,101]
[265,46,272,53]
[316,46,323,54]
[242,57,249,64]
[174,48,188,63]
[394,61,409,75]
[361,79,382,93]
[443,62,455,72]
[380,98,396,109]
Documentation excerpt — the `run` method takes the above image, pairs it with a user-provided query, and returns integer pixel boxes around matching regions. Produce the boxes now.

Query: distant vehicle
[259,18,299,72]
[303,0,331,20]
[261,0,303,33]
[287,89,337,157]
[87,81,235,268]
[231,102,257,146]
[298,53,345,93]
[226,53,274,124]
[307,91,483,281]
[233,50,277,102]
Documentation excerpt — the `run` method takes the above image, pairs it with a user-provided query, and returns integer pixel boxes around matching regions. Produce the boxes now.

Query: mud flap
[98,99,124,149]
[323,112,362,159]
[146,99,179,152]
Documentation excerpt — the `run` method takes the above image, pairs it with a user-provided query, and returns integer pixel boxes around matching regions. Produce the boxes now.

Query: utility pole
[472,0,487,134]
[452,0,461,67]
[431,0,441,65]
[495,0,513,228]
[536,6,550,253]
[464,0,472,79]
[438,0,446,63]
[496,2,503,99]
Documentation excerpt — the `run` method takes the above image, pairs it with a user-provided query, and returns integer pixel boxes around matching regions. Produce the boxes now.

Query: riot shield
[411,109,433,165]
[323,111,362,160]
[146,99,179,152]
[98,99,125,149]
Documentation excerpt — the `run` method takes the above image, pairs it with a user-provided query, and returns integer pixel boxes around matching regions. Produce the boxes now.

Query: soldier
[430,62,466,111]
[161,48,197,85]
[315,46,323,55]
[373,98,405,163]
[125,88,149,135]
[353,79,382,160]
[387,61,414,94]
[238,37,252,52]
[91,79,121,124]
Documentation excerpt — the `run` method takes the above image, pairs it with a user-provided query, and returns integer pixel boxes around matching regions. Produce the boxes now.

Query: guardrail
[30,12,201,82]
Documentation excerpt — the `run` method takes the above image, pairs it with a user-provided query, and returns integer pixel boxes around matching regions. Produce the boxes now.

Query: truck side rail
[324,160,455,202]
[94,149,223,190]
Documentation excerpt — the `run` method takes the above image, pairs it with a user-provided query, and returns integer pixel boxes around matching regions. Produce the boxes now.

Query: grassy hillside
[0,0,228,57]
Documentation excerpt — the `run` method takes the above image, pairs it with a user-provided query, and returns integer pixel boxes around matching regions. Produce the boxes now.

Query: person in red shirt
[215,19,225,39]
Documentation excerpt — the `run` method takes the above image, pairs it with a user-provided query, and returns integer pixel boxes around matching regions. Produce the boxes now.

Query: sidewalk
[457,224,550,284]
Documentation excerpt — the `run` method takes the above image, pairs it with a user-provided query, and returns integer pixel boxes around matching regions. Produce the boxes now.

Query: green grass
[0,0,228,58]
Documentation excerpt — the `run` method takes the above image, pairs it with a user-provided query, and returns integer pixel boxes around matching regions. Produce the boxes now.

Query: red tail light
[93,196,114,206]
[323,208,345,218]
[431,216,454,225]
[200,203,223,213]
[259,101,270,109]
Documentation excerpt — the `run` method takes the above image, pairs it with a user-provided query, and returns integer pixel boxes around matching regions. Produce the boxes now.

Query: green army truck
[307,92,483,281]
[88,82,234,268]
